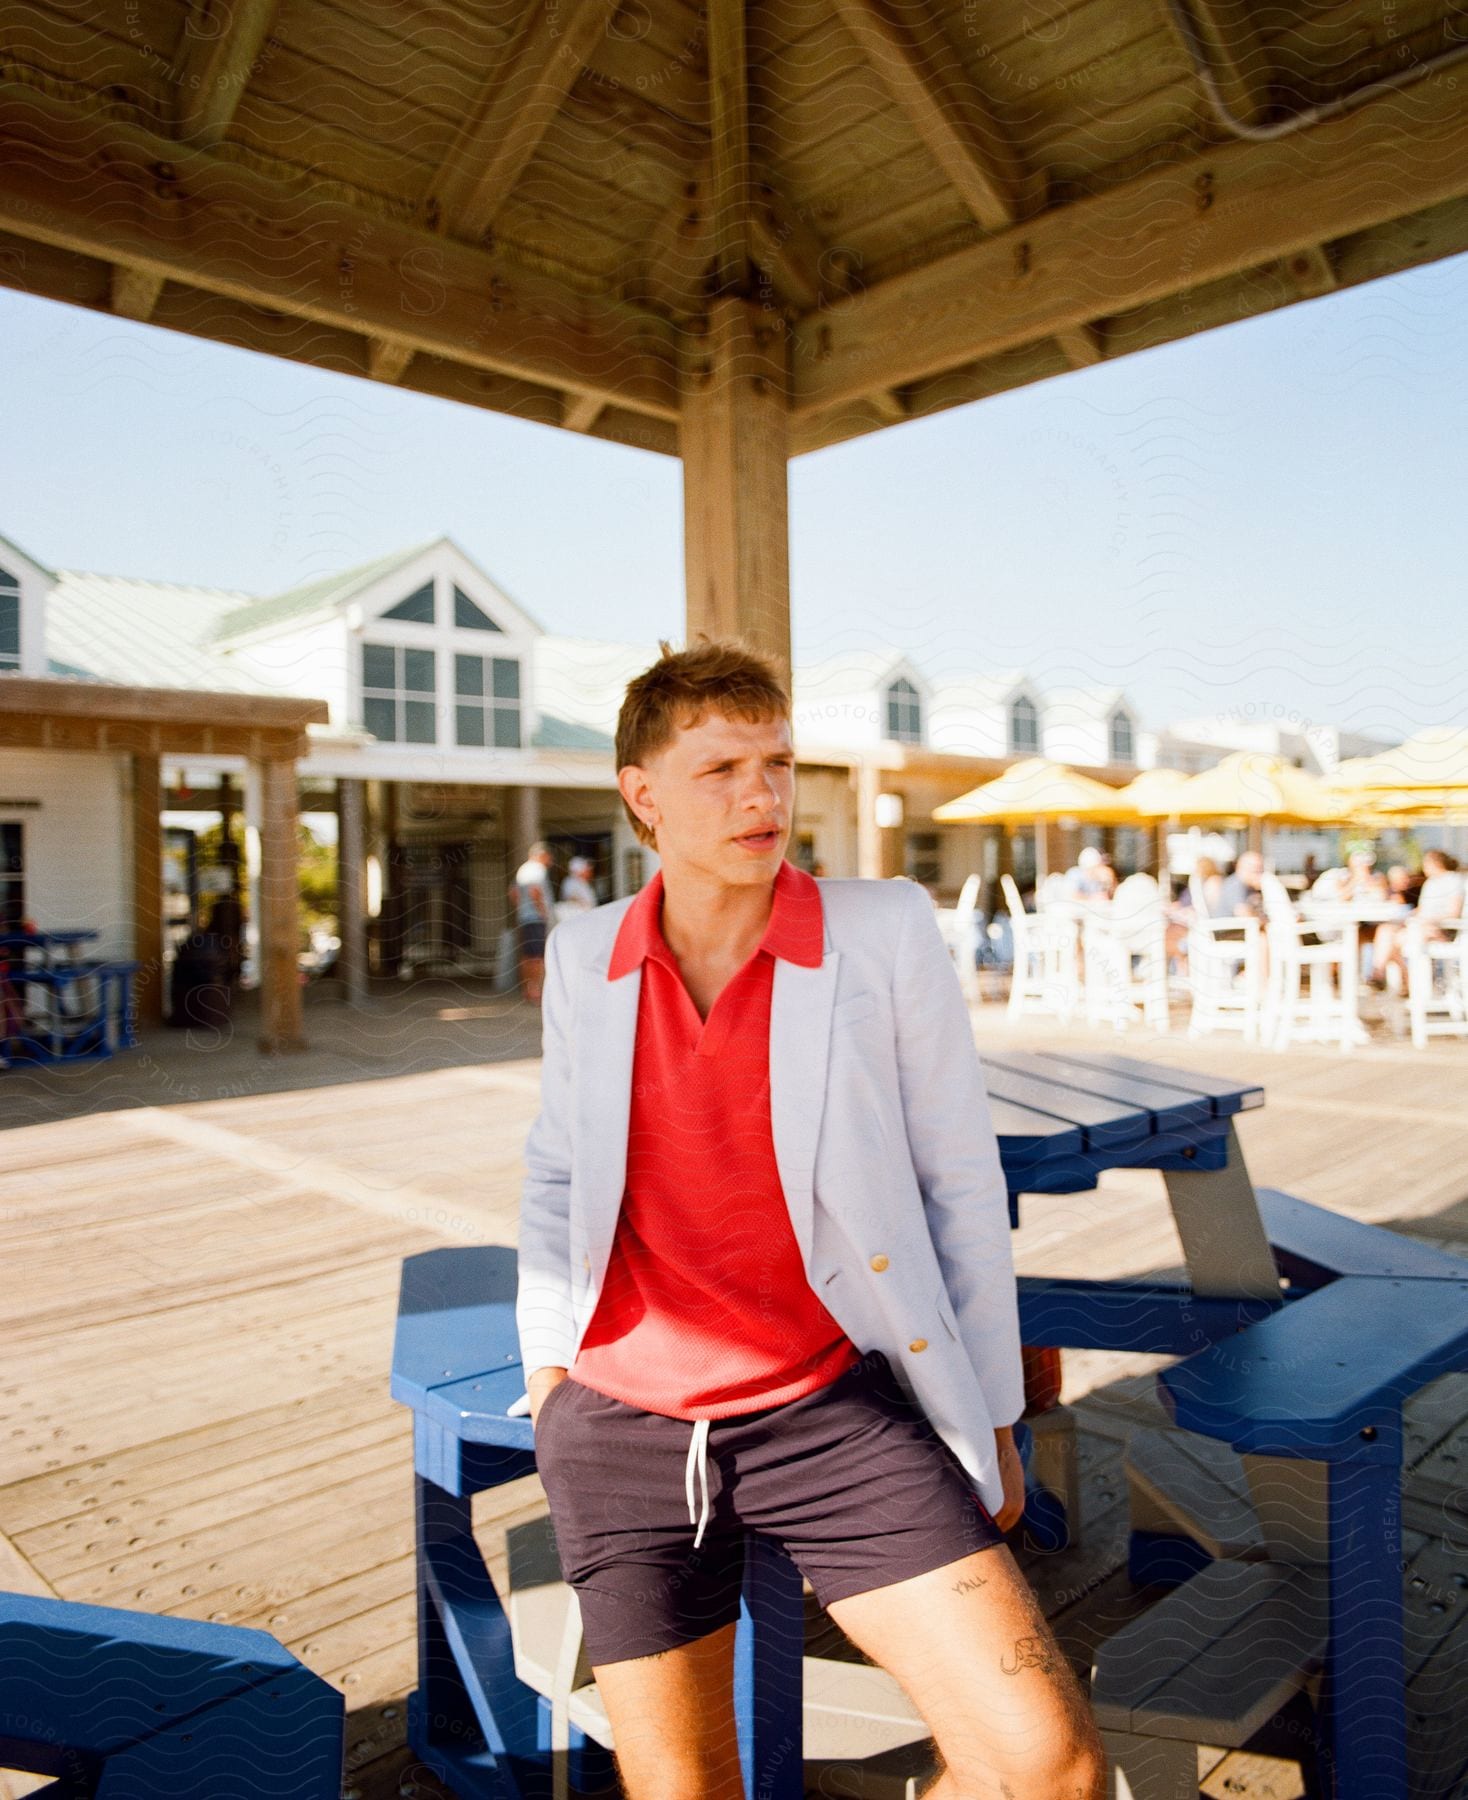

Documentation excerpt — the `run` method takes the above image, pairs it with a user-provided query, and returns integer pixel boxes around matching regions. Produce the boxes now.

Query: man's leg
[826,1544,1106,1800]
[589,1621,743,1800]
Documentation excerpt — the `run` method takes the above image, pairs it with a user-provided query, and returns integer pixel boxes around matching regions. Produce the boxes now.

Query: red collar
[607,857,824,980]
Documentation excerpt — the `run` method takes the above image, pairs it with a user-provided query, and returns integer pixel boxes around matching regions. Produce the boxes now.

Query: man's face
[621,707,795,883]
[1238,852,1263,884]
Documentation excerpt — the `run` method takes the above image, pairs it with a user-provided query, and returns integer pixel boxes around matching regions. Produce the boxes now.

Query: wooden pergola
[0,677,328,1051]
[2,0,1467,693]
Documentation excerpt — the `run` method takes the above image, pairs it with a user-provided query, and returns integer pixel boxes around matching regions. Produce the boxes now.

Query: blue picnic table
[391,1048,1468,1800]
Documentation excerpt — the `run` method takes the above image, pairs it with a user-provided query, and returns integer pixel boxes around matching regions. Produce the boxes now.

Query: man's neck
[658,858,778,971]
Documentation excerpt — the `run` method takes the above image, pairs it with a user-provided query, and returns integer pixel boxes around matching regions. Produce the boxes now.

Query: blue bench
[1091,1270,1468,1799]
[0,1590,344,1798]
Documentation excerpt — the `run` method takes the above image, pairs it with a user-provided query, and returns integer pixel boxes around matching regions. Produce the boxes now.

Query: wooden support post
[254,755,306,1053]
[336,776,368,1008]
[681,296,792,684]
[130,750,165,1030]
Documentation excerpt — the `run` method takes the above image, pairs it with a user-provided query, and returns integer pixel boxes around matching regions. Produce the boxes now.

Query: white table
[1293,900,1410,1044]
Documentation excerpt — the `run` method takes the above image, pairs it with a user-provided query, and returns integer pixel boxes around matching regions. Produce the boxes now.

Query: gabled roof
[1042,684,1134,720]
[0,528,56,581]
[45,569,278,693]
[792,646,922,704]
[207,538,443,644]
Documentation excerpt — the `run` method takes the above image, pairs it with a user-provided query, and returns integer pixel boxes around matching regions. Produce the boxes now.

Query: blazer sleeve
[515,922,577,1382]
[892,881,1027,1431]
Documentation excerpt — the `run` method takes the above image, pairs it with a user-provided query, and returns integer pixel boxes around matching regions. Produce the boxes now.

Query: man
[559,854,599,912]
[509,841,554,1003]
[1215,848,1265,918]
[516,637,1104,1800]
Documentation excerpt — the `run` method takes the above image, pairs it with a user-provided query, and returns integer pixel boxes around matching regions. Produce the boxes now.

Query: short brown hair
[615,634,791,848]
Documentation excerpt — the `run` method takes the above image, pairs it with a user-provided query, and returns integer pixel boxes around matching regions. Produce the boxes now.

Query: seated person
[1063,845,1111,900]
[1342,848,1388,900]
[1214,849,1265,919]
[1386,862,1424,908]
[1370,849,1465,989]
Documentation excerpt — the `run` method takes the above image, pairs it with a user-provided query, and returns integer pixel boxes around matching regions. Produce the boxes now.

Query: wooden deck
[3,982,1467,1799]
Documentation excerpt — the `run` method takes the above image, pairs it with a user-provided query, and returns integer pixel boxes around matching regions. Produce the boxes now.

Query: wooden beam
[826,0,1025,233]
[110,263,164,322]
[175,0,282,149]
[367,339,414,384]
[791,75,1468,416]
[428,0,618,240]
[0,674,327,731]
[130,751,165,1030]
[254,755,307,1054]
[1284,243,1337,298]
[1055,323,1104,368]
[682,297,790,682]
[560,391,603,432]
[1176,0,1273,128]
[0,79,680,421]
[706,0,751,297]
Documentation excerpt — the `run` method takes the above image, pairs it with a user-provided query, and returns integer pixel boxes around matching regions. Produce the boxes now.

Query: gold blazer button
[908,1337,928,1353]
[869,1253,889,1271]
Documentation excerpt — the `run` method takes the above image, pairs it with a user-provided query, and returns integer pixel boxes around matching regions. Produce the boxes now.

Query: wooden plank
[790,72,1468,414]
[988,1050,1215,1134]
[427,0,620,239]
[706,0,750,295]
[175,0,282,148]
[984,1057,1153,1152]
[825,0,1027,230]
[0,79,682,421]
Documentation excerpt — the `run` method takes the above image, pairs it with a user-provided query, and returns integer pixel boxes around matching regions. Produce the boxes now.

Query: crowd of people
[1045,839,1464,992]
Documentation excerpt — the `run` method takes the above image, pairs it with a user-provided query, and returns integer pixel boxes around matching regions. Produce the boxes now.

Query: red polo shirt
[568,858,862,1418]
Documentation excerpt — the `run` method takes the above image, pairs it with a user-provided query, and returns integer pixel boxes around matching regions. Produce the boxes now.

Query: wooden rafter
[428,0,619,240]
[367,339,415,384]
[560,392,603,431]
[707,0,752,297]
[825,0,1025,233]
[1284,244,1337,298]
[0,79,680,421]
[110,264,165,322]
[791,74,1468,416]
[174,0,281,149]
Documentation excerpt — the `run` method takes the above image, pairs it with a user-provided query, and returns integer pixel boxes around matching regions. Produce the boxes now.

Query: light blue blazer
[515,874,1026,1517]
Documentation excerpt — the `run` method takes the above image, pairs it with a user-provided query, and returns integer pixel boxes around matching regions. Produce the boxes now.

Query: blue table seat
[0,1590,344,1799]
[1255,1186,1468,1291]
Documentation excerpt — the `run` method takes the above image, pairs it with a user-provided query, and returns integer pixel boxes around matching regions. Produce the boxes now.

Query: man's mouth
[734,827,779,849]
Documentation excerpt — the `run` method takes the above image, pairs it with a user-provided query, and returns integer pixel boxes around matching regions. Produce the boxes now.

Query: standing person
[516,637,1105,1800]
[509,841,554,1004]
[559,855,599,912]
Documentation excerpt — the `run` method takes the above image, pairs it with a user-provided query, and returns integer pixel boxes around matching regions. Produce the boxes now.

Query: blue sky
[3,249,1466,744]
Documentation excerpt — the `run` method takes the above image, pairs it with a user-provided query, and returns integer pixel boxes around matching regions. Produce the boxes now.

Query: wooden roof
[2,0,1466,459]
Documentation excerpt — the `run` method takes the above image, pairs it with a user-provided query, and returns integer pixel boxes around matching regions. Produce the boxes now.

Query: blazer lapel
[769,949,842,1275]
[573,954,642,1266]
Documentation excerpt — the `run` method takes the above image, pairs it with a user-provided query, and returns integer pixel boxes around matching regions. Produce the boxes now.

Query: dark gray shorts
[532,1347,1006,1666]
[517,918,548,960]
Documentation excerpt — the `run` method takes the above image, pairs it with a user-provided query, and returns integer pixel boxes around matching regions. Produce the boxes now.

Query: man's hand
[528,1366,568,1429]
[990,1425,1026,1533]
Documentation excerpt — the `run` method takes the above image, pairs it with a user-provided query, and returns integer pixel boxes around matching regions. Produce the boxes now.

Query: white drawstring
[685,1416,711,1547]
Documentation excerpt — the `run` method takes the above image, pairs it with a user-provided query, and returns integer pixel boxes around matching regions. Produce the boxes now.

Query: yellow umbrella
[1329,727,1468,793]
[1153,752,1349,826]
[1114,767,1195,817]
[933,757,1138,824]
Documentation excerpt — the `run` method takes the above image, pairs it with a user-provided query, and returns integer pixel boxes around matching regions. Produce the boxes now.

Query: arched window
[885,676,922,743]
[1009,694,1039,755]
[1109,709,1134,763]
[0,564,19,670]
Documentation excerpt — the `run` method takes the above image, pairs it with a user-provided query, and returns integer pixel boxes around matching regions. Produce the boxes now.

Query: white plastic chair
[933,873,983,1002]
[1259,872,1356,1051]
[1001,872,1079,1022]
[1186,912,1264,1041]
[1081,872,1169,1034]
[1406,916,1468,1049]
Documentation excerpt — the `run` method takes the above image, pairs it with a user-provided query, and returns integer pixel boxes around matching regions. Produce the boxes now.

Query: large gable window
[455,654,521,748]
[1109,708,1135,763]
[362,642,436,743]
[0,566,19,671]
[885,676,922,743]
[381,581,435,625]
[1009,694,1039,755]
[453,585,503,632]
